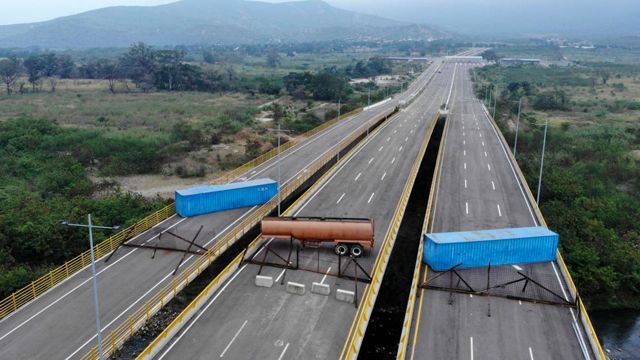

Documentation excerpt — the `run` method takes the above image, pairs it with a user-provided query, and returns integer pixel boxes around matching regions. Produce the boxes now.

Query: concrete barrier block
[255,275,274,288]
[311,282,330,296]
[286,281,306,295]
[336,289,355,304]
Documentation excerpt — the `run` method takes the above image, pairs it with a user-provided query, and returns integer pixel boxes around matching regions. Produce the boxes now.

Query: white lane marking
[487,164,491,171]
[465,202,469,215]
[394,129,397,134]
[158,265,249,360]
[482,141,485,147]
[463,132,466,137]
[464,162,467,170]
[484,151,488,157]
[497,204,502,217]
[320,267,332,285]
[463,149,466,156]
[379,146,384,152]
[519,300,523,305]
[250,170,256,175]
[463,140,466,145]
[381,172,387,181]
[529,347,534,360]
[512,265,523,271]
[387,137,391,142]
[354,173,361,181]
[491,181,496,190]
[399,146,403,152]
[368,193,375,204]
[220,320,248,357]
[337,193,346,204]
[470,337,474,360]
[275,269,286,283]
[464,179,467,188]
[405,137,409,142]
[278,342,290,360]
[391,157,396,164]
[368,157,375,164]
[479,133,482,138]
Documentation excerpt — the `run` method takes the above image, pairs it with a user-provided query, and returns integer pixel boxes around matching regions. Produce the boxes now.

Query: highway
[406,62,596,359]
[147,63,458,360]
[0,61,441,360]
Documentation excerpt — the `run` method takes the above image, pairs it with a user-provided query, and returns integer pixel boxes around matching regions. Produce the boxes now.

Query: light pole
[513,98,522,156]
[536,118,549,205]
[492,86,498,119]
[59,215,119,360]
[268,126,293,217]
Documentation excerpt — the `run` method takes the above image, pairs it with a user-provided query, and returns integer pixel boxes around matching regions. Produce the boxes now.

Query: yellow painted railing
[482,104,606,360]
[397,114,448,360]
[340,113,437,360]
[0,108,364,322]
[0,204,175,321]
[82,108,395,360]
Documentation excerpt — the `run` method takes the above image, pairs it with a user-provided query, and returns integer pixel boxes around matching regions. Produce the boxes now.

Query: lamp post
[513,97,523,157]
[536,118,549,205]
[59,215,119,360]
[267,126,294,217]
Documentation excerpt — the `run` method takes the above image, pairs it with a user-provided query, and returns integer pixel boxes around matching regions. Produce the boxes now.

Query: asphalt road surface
[407,62,596,360]
[0,62,442,360]
[151,63,457,360]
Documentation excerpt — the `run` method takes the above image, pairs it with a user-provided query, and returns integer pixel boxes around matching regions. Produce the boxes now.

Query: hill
[0,0,447,49]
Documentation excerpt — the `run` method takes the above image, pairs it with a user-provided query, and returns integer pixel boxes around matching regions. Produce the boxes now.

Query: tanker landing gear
[334,243,364,257]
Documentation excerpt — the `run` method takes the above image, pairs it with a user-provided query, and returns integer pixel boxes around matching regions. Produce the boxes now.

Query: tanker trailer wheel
[334,243,349,256]
[350,244,364,258]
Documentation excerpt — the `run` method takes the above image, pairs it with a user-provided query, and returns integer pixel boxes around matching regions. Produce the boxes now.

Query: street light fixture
[59,215,119,360]
[267,125,294,217]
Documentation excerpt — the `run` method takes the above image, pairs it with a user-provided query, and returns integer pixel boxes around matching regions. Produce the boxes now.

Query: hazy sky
[1,0,639,37]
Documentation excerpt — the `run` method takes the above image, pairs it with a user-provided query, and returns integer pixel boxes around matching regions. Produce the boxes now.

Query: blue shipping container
[423,227,558,271]
[175,178,278,217]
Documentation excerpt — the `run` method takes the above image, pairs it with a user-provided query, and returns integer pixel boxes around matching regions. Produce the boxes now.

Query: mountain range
[0,0,447,49]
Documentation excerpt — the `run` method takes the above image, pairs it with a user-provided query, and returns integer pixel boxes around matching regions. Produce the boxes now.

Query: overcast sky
[1,0,639,37]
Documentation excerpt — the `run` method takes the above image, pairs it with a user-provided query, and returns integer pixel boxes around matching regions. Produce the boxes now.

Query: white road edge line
[278,342,290,360]
[220,320,248,357]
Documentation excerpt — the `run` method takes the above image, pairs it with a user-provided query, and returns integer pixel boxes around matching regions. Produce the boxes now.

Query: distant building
[385,56,430,62]
[498,58,542,66]
[445,55,483,63]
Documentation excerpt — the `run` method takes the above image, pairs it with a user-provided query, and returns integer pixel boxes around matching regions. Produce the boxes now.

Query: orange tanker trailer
[261,216,374,257]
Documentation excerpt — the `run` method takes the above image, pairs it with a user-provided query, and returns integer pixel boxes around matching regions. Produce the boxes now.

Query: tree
[120,42,157,92]
[23,55,44,92]
[0,56,21,95]
[57,55,75,79]
[266,51,281,68]
[97,60,121,94]
[155,50,185,91]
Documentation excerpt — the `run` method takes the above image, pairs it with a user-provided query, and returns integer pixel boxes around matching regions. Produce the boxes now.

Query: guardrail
[0,108,364,322]
[134,105,392,360]
[0,204,175,321]
[480,104,606,360]
[340,113,438,360]
[82,108,396,360]
[396,115,448,360]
